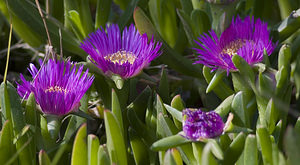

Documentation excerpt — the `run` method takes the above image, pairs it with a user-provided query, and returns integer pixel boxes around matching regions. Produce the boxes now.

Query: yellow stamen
[104,50,136,65]
[45,86,68,94]
[221,39,248,56]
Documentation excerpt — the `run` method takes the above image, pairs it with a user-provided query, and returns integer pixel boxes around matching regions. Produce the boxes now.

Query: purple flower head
[194,16,277,73]
[17,59,94,116]
[182,108,224,141]
[80,24,162,79]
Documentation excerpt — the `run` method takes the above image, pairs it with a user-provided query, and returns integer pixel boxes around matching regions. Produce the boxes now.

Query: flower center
[104,50,136,65]
[221,39,247,56]
[45,86,68,94]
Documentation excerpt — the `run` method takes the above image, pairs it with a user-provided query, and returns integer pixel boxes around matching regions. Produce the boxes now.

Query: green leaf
[164,148,183,165]
[203,66,234,100]
[71,123,88,165]
[177,9,196,47]
[232,55,255,89]
[170,95,184,129]
[206,69,226,93]
[214,94,234,118]
[190,9,210,36]
[201,143,218,165]
[284,126,300,165]
[0,82,32,165]
[78,0,94,34]
[0,1,42,47]
[127,108,157,145]
[278,44,292,71]
[95,0,111,29]
[192,142,204,163]
[112,89,124,136]
[67,10,86,40]
[88,134,100,165]
[0,120,15,164]
[158,68,170,103]
[257,127,273,165]
[6,0,86,58]
[272,9,300,42]
[231,91,250,127]
[98,145,110,165]
[156,94,167,115]
[94,74,112,109]
[39,150,51,165]
[180,0,193,15]
[151,134,190,151]
[133,7,203,79]
[127,86,152,122]
[222,132,246,165]
[129,128,149,165]
[208,139,224,160]
[104,110,128,165]
[117,0,139,29]
[265,99,277,133]
[244,134,257,165]
[164,104,182,122]
[113,0,130,10]
[25,93,37,126]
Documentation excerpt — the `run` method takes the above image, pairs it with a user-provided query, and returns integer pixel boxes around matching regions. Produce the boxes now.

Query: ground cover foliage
[0,0,300,164]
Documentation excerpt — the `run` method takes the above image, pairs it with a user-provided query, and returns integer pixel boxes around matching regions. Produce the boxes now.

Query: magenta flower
[80,24,162,79]
[182,108,224,140]
[17,59,94,116]
[194,16,277,72]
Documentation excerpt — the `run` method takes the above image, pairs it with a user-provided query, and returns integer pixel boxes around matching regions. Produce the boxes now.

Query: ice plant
[80,24,162,80]
[182,108,224,141]
[194,16,277,73]
[17,59,94,116]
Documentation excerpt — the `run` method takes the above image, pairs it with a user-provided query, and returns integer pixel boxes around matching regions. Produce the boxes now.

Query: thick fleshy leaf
[158,68,170,103]
[203,66,234,100]
[151,134,190,151]
[127,108,157,145]
[257,127,273,165]
[0,82,32,164]
[134,7,204,79]
[201,143,218,165]
[6,0,86,58]
[71,123,88,165]
[163,148,183,165]
[39,150,51,165]
[104,110,128,165]
[170,95,184,129]
[129,128,149,165]
[112,89,124,135]
[0,120,14,164]
[98,145,110,165]
[88,134,100,165]
[164,104,182,122]
[214,94,234,118]
[244,134,257,165]
[127,86,152,122]
[272,9,300,42]
[222,132,246,165]
[190,9,210,36]
[95,0,111,29]
[284,126,300,165]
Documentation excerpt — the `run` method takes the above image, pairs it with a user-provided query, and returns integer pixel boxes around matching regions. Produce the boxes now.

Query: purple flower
[80,24,162,79]
[182,108,224,140]
[194,16,277,73]
[17,59,94,116]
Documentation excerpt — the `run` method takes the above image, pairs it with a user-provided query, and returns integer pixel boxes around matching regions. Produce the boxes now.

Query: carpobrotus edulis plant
[194,16,277,73]
[17,59,94,116]
[80,24,162,80]
[182,108,224,141]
